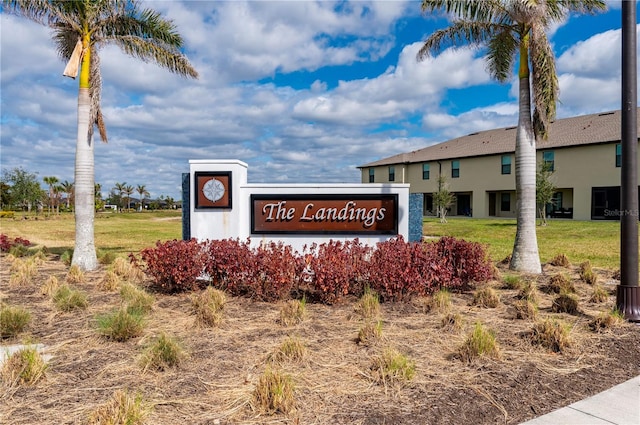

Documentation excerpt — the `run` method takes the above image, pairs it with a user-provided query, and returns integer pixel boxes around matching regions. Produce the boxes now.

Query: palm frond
[486,25,519,82]
[417,20,500,61]
[530,23,558,140]
[421,0,507,22]
[114,36,198,78]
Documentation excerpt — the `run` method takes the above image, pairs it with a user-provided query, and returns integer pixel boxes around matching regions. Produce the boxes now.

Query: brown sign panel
[195,172,232,209]
[251,194,398,234]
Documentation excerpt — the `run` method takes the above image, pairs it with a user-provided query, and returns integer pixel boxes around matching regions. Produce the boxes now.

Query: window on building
[422,163,430,180]
[501,193,510,212]
[368,168,375,183]
[616,144,621,168]
[451,160,460,178]
[501,155,511,175]
[388,166,395,182]
[543,151,555,171]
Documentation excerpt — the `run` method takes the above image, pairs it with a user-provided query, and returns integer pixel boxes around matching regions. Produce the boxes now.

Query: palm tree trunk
[510,73,542,273]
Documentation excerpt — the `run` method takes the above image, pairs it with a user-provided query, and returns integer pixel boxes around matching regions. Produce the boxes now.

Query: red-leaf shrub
[139,239,207,293]
[203,238,255,296]
[432,237,493,291]
[252,242,303,301]
[0,234,32,252]
[369,236,442,301]
[304,239,372,304]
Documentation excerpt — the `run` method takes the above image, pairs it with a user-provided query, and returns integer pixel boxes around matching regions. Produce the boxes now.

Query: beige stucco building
[358,109,640,221]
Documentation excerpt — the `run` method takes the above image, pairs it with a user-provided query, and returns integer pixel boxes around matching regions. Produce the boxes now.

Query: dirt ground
[1,254,639,425]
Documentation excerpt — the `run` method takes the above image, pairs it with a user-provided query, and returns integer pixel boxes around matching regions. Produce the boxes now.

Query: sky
[1,1,638,201]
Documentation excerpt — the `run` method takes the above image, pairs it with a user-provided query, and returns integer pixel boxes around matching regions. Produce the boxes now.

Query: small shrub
[52,284,88,312]
[589,309,624,332]
[589,285,610,303]
[253,367,295,415]
[96,308,144,342]
[279,298,306,326]
[579,260,597,285]
[65,264,85,284]
[8,243,29,258]
[120,283,154,315]
[0,234,30,252]
[471,287,500,308]
[97,250,116,265]
[60,249,73,266]
[513,300,538,320]
[140,333,184,371]
[88,389,150,425]
[138,238,207,293]
[1,346,47,386]
[543,274,575,294]
[191,287,226,327]
[549,253,570,267]
[355,287,380,319]
[252,242,302,301]
[357,320,383,346]
[440,312,463,332]
[99,270,121,292]
[458,322,500,362]
[529,319,571,352]
[370,347,416,384]
[0,305,31,338]
[502,274,522,290]
[40,275,60,296]
[551,293,579,315]
[269,336,306,363]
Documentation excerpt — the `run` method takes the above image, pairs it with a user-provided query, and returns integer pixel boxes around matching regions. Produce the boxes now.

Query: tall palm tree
[4,0,198,271]
[417,0,605,273]
[113,182,127,211]
[136,184,149,211]
[43,176,59,214]
[59,180,74,210]
[123,184,134,211]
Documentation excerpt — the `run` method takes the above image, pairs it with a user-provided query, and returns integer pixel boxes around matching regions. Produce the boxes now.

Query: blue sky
[1,1,638,200]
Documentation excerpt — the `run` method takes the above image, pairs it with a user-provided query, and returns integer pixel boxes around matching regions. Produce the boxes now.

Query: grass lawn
[423,217,629,270]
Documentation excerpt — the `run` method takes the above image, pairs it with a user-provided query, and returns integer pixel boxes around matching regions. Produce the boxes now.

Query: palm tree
[113,182,127,211]
[136,184,150,211]
[417,0,605,273]
[123,184,134,211]
[4,0,198,271]
[59,180,74,210]
[43,176,59,214]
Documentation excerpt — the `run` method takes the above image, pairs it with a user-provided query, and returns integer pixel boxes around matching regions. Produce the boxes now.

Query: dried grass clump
[9,258,37,287]
[279,298,306,326]
[551,293,579,315]
[429,289,452,313]
[471,287,500,308]
[65,264,85,284]
[191,287,226,327]
[140,333,184,371]
[111,257,145,284]
[529,319,571,352]
[513,300,538,320]
[516,280,539,305]
[120,283,154,315]
[97,250,116,266]
[357,320,383,346]
[95,308,144,342]
[500,254,512,265]
[458,322,500,362]
[60,249,73,266]
[52,284,88,312]
[1,346,47,386]
[269,336,306,363]
[543,274,575,294]
[589,285,610,303]
[579,261,597,285]
[549,253,570,267]
[88,389,150,425]
[99,270,121,292]
[0,304,31,338]
[253,367,295,415]
[40,275,60,296]
[370,347,416,385]
[502,274,522,290]
[355,287,380,319]
[440,312,463,332]
[589,309,624,332]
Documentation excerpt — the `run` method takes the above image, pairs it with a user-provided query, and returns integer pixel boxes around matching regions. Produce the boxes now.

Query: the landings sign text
[251,194,398,234]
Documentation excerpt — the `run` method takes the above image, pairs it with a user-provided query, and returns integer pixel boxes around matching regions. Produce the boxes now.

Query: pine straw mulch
[1,254,639,425]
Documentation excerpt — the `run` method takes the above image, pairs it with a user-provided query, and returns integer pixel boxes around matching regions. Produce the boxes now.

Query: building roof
[359,108,640,168]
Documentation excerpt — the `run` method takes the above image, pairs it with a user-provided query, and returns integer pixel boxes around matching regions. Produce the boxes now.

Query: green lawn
[423,217,628,269]
[1,211,630,269]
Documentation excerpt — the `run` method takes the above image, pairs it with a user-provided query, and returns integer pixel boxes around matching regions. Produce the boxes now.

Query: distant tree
[113,182,127,211]
[164,196,175,210]
[433,176,455,224]
[95,183,104,211]
[136,184,150,211]
[59,180,74,210]
[0,180,10,209]
[123,184,134,211]
[536,162,556,226]
[43,176,60,214]
[2,167,43,212]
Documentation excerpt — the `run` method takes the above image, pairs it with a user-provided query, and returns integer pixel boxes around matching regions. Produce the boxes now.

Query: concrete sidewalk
[520,375,640,425]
